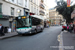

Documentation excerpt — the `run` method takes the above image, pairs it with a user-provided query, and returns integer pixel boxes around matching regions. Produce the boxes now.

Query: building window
[34,8,35,13]
[18,0,22,5]
[41,0,44,2]
[12,0,14,2]
[11,7,14,15]
[31,6,33,12]
[34,8,36,14]
[0,4,2,13]
[30,0,32,2]
[34,0,36,4]
[37,9,38,15]
[25,0,27,7]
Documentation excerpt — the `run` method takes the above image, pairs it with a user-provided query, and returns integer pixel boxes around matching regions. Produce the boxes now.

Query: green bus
[15,15,44,35]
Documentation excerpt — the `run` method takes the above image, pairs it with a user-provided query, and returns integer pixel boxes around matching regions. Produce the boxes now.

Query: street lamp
[17,9,20,16]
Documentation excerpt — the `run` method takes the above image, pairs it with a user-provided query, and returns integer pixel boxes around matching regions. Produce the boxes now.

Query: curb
[0,33,18,40]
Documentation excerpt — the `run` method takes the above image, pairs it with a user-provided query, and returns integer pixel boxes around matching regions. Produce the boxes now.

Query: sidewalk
[0,32,18,39]
[62,31,75,50]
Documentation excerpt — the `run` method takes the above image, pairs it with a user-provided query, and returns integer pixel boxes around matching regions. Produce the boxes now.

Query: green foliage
[56,0,74,23]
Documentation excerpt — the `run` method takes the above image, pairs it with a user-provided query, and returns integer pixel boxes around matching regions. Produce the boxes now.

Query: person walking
[73,24,75,34]
[0,24,4,36]
[68,24,72,33]
[71,23,74,32]
[67,25,69,31]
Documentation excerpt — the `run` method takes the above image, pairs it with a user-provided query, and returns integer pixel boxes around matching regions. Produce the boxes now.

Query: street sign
[67,0,70,7]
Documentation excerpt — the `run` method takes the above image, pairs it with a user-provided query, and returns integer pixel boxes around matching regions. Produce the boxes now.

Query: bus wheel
[41,28,43,32]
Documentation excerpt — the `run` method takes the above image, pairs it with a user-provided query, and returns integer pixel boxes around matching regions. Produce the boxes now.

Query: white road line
[59,31,64,50]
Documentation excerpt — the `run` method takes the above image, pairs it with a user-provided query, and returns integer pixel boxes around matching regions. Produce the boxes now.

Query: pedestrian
[69,22,74,33]
[68,24,72,33]
[71,23,74,32]
[67,25,69,31]
[74,25,75,34]
[0,24,5,36]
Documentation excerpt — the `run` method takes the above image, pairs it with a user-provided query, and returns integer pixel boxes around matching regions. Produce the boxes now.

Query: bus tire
[41,28,43,32]
[62,29,64,31]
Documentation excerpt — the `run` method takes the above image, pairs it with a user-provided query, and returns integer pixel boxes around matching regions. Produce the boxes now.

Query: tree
[56,0,74,23]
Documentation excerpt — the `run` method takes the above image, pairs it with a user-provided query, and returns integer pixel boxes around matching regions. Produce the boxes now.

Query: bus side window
[29,19,31,26]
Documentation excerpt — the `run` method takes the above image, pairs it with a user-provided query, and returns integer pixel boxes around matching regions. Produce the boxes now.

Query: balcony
[40,4,45,9]
[39,10,45,16]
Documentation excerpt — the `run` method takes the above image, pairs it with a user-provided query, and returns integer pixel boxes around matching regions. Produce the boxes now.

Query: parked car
[62,24,67,31]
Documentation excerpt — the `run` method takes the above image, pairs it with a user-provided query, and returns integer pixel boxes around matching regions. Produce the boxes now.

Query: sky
[46,0,75,9]
[47,0,57,8]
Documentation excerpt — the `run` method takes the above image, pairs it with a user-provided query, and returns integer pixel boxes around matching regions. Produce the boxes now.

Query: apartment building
[39,0,45,16]
[44,0,49,21]
[29,0,39,15]
[0,0,50,32]
[0,0,29,32]
[49,8,63,25]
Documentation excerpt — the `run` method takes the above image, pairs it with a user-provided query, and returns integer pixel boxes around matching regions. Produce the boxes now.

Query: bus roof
[31,15,44,21]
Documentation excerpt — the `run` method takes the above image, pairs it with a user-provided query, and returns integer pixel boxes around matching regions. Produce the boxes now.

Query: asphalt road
[0,26,62,50]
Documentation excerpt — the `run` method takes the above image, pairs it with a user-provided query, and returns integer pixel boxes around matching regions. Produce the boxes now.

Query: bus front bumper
[17,30,35,34]
[17,31,31,34]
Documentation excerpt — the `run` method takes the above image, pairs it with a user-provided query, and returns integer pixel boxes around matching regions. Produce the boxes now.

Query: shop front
[0,14,14,33]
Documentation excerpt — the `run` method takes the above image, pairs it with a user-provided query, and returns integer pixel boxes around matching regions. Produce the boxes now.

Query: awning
[71,10,75,19]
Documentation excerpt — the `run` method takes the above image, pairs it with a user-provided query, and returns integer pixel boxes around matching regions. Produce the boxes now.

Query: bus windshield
[16,17,31,28]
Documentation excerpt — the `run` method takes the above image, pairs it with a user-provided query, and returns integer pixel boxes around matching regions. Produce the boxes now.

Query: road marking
[57,35,60,42]
[63,30,68,32]
[59,32,64,50]
[57,31,64,50]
